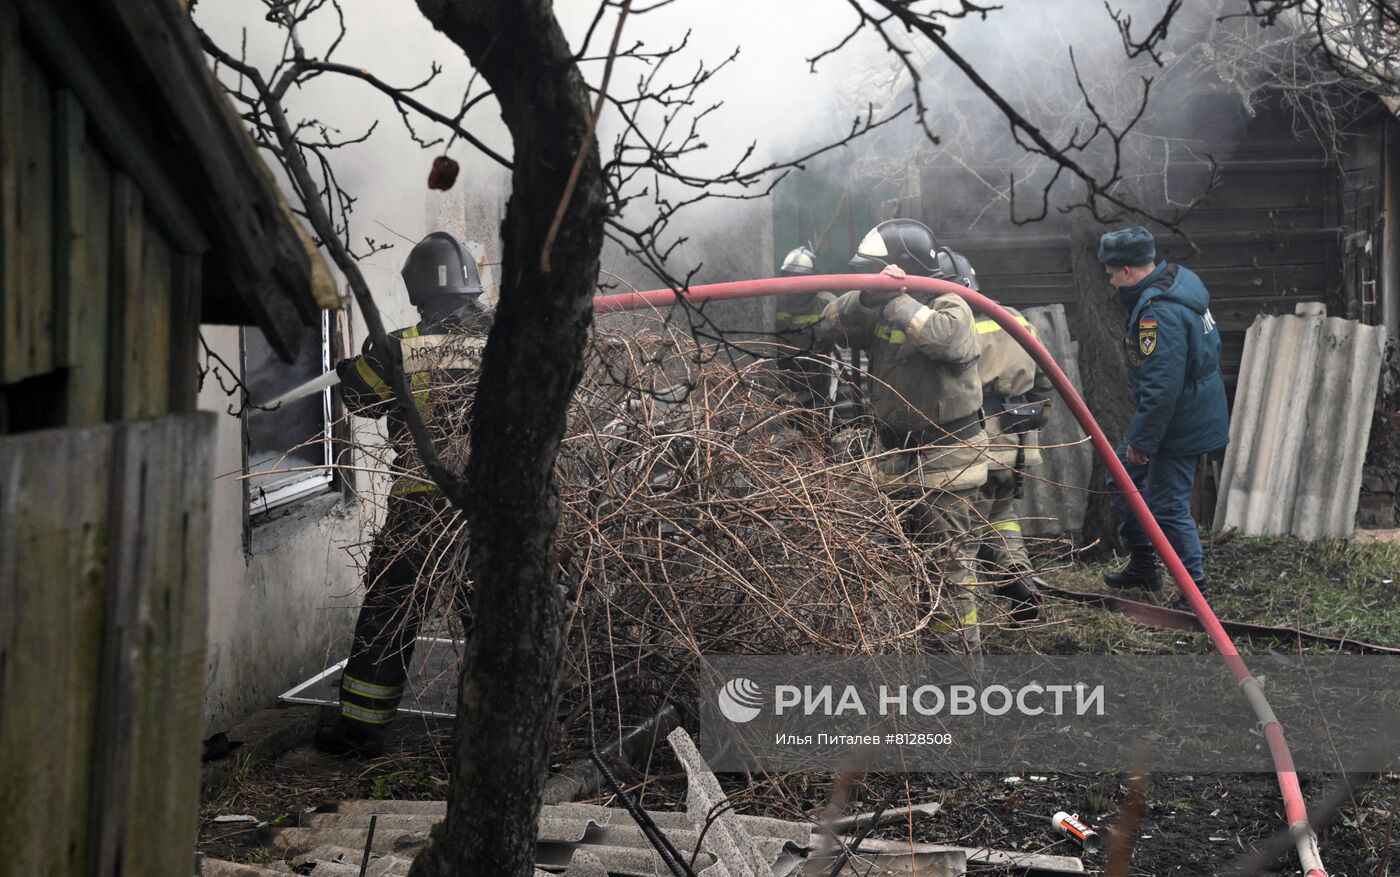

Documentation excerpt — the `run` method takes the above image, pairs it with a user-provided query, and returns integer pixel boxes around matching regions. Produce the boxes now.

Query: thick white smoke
[196,0,1251,298]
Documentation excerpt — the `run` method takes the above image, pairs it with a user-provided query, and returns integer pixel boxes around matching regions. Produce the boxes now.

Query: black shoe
[313,720,387,758]
[993,576,1040,624]
[1104,550,1162,592]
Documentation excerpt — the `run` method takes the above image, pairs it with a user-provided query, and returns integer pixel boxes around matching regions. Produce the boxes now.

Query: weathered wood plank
[52,90,83,368]
[107,174,142,420]
[0,17,58,385]
[844,836,1085,873]
[88,425,141,877]
[15,43,55,379]
[169,253,201,413]
[110,414,214,877]
[6,0,206,257]
[0,425,112,877]
[0,2,23,382]
[137,220,172,417]
[1169,164,1330,211]
[1193,270,1333,302]
[55,95,113,425]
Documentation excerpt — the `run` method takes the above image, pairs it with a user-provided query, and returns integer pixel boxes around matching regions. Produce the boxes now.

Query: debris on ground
[226,729,1098,877]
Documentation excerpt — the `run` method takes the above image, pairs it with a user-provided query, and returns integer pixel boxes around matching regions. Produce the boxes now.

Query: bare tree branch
[197,24,472,511]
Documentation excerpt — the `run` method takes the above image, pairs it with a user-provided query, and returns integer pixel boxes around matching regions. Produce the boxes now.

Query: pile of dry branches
[328,316,1066,742]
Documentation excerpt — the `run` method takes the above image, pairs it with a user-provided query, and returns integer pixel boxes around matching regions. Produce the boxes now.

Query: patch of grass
[986,536,1400,655]
[1203,535,1400,647]
[368,772,411,800]
[200,752,254,809]
[362,755,450,801]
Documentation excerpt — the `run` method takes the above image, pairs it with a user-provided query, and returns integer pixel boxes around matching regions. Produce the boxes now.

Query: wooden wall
[0,1,200,433]
[921,91,1356,389]
[0,415,214,877]
[0,4,213,877]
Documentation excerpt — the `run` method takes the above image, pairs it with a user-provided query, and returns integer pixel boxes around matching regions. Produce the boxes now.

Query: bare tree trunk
[1068,213,1135,550]
[406,3,605,876]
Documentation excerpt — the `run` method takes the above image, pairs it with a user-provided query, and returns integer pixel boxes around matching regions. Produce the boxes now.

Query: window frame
[242,310,336,518]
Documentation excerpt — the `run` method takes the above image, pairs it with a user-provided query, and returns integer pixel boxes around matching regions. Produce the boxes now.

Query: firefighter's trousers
[337,490,467,737]
[976,467,1032,580]
[868,434,989,654]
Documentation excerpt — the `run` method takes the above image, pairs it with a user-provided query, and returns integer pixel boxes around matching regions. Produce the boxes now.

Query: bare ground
[199,536,1400,875]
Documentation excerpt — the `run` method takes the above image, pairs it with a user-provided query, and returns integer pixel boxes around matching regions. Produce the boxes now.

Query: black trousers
[337,489,468,734]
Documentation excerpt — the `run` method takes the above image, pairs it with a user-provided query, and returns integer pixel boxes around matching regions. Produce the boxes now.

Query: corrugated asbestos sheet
[1021,304,1093,536]
[1215,311,1387,539]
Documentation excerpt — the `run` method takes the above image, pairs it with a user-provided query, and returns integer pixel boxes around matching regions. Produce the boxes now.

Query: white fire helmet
[780,244,818,276]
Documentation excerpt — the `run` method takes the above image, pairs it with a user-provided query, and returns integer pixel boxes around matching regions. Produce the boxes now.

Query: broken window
[242,312,334,515]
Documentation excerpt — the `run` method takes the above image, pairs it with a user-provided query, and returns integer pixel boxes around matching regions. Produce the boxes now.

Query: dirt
[200,538,1400,874]
[202,723,1400,876]
[841,770,1399,877]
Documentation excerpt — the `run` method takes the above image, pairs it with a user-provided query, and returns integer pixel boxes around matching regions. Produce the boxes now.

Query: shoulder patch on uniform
[1139,316,1158,329]
[1139,325,1157,357]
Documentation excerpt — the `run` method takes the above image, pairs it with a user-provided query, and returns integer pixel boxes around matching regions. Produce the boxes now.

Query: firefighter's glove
[861,265,907,309]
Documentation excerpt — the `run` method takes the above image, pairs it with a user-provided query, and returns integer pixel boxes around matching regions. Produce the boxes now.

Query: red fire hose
[597,274,1328,877]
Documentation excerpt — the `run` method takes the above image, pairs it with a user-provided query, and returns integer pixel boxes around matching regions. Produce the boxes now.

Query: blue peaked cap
[1098,226,1156,267]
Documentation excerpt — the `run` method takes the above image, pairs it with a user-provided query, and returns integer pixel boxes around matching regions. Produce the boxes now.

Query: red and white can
[1050,811,1101,852]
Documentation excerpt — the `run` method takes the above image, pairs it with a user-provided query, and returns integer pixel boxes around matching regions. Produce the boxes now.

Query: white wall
[195,178,497,734]
[198,325,363,734]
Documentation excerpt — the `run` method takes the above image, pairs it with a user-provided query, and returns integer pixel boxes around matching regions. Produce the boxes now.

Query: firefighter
[769,244,837,434]
[815,219,989,652]
[314,231,493,757]
[941,249,1052,623]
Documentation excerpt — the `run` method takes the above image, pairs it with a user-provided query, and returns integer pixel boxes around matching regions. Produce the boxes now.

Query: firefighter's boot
[994,575,1042,624]
[313,671,405,758]
[313,718,388,759]
[1103,548,1162,592]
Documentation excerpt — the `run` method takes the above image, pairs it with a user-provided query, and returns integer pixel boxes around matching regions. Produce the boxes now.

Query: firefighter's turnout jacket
[337,305,494,496]
[973,307,1053,579]
[816,289,988,491]
[771,290,838,413]
[775,290,838,339]
[329,302,492,736]
[975,308,1053,470]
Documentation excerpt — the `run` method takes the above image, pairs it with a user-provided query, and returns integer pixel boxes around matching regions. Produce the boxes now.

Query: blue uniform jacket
[1120,263,1230,456]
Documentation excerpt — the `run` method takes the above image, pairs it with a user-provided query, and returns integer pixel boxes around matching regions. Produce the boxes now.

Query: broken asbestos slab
[273,730,1084,877]
[841,836,1085,873]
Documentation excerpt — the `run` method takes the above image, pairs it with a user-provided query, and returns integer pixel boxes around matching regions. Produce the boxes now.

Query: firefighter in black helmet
[815,219,989,652]
[941,249,1052,624]
[768,244,837,434]
[314,231,493,757]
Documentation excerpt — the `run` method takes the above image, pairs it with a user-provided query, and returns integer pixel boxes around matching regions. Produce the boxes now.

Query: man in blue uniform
[1097,227,1229,600]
